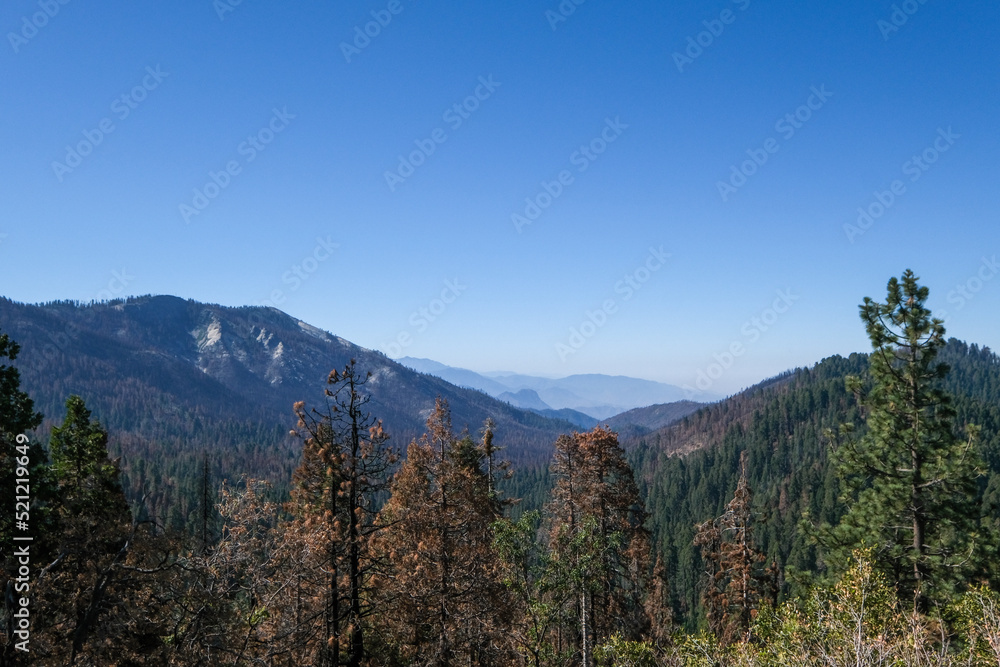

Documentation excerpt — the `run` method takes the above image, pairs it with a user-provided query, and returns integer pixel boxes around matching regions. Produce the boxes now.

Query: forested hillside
[631,339,1000,629]
[2,272,1000,665]
[497,338,1000,632]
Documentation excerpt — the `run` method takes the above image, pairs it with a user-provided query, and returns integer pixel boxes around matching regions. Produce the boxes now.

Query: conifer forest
[3,270,1000,666]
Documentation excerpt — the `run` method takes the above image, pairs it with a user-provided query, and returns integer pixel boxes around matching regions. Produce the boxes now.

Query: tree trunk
[348,388,364,667]
[324,486,340,667]
[910,353,926,611]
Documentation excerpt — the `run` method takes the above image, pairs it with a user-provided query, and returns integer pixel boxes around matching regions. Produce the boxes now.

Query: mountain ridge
[399,356,718,418]
[1,295,598,527]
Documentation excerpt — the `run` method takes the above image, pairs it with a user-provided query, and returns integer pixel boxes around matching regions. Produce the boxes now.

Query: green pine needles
[824,269,989,610]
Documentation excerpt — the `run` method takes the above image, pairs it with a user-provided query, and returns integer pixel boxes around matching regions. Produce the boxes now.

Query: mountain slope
[626,341,1000,628]
[604,400,705,442]
[0,296,583,524]
[498,388,551,411]
[529,408,599,430]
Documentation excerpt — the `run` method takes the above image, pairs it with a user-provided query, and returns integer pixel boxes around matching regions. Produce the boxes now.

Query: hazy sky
[2,0,998,395]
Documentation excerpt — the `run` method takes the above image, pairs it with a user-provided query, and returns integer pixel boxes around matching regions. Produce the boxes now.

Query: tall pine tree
[824,269,988,610]
[36,396,133,664]
[0,331,47,667]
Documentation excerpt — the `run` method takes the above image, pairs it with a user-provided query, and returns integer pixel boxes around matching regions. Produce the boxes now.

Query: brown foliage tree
[373,398,515,666]
[644,555,674,650]
[277,360,397,666]
[694,450,775,645]
[545,426,652,667]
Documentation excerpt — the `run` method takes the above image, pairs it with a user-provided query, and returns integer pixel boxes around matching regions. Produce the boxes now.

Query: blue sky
[1,0,998,395]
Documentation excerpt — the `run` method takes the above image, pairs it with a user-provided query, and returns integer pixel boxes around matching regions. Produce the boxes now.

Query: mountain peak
[2,296,588,472]
[498,388,551,411]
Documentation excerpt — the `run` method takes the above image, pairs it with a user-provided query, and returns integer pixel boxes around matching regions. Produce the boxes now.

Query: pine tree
[825,269,988,610]
[545,426,651,667]
[36,395,133,664]
[694,451,772,644]
[493,509,563,667]
[373,398,514,666]
[50,396,120,501]
[0,331,46,666]
[280,360,396,666]
[0,330,42,437]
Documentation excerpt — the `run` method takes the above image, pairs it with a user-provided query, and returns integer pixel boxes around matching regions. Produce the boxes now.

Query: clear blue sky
[2,0,998,395]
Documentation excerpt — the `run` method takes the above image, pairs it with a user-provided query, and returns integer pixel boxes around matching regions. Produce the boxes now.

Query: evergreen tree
[50,396,119,501]
[0,331,42,438]
[493,509,565,667]
[545,426,652,667]
[280,360,397,666]
[35,395,133,664]
[694,451,773,644]
[0,331,47,666]
[824,269,987,610]
[373,398,515,666]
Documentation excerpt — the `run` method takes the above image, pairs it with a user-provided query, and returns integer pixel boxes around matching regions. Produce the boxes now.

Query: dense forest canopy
[2,271,1000,666]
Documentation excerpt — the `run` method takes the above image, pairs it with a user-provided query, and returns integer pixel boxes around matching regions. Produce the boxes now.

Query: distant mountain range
[398,357,718,419]
[6,308,993,633]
